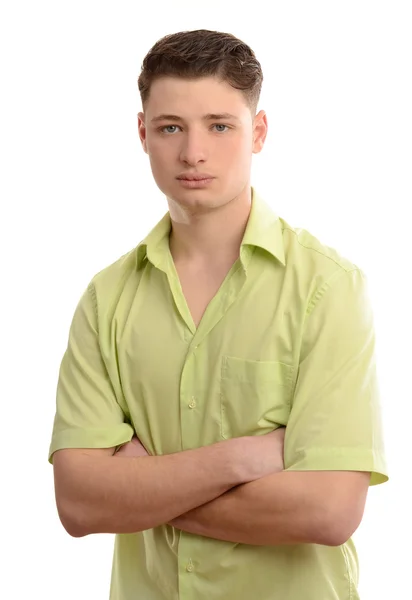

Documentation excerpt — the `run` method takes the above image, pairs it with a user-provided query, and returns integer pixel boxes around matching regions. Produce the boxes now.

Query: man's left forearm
[169,470,335,546]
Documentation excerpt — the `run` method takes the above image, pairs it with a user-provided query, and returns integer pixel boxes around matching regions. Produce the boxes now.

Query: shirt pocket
[220,355,294,440]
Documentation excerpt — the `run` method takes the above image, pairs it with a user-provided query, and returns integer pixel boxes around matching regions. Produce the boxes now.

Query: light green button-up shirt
[49,187,388,600]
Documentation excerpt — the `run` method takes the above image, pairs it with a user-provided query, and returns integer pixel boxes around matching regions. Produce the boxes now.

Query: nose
[179,130,208,166]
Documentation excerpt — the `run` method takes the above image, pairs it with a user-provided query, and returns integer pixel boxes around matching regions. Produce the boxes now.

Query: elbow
[330,519,362,547]
[61,516,89,539]
[66,521,89,538]
[315,508,363,547]
[56,497,90,538]
[325,527,357,547]
[322,529,352,547]
[66,526,87,539]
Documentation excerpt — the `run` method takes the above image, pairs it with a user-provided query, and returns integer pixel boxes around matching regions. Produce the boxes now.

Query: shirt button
[188,398,196,409]
[186,562,194,572]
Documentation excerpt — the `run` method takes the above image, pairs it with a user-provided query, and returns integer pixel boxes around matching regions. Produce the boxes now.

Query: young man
[49,29,388,600]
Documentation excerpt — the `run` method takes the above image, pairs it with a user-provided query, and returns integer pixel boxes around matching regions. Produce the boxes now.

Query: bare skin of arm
[52,430,284,537]
[167,469,370,546]
[116,433,369,547]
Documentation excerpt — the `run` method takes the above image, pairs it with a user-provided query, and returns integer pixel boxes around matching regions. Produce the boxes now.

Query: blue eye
[162,125,179,134]
[159,124,230,134]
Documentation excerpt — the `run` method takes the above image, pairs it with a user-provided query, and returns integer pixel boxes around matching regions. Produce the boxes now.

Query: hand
[231,427,286,484]
[114,435,150,458]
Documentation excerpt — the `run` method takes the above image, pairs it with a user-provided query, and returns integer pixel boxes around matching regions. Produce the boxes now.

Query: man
[49,29,388,600]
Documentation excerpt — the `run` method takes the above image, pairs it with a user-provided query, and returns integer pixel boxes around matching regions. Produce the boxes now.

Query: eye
[160,125,181,134]
[158,124,231,135]
[213,124,229,133]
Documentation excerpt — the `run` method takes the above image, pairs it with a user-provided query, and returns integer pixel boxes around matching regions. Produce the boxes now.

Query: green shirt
[49,187,388,600]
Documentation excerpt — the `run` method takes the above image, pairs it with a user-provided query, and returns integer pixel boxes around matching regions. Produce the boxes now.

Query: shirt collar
[135,186,285,270]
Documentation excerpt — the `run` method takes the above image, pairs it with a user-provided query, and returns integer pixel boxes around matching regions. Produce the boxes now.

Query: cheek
[146,136,162,157]
[223,138,252,166]
[148,154,169,181]
[146,141,172,171]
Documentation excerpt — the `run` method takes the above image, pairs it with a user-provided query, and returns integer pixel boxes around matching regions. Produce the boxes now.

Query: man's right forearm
[56,440,244,537]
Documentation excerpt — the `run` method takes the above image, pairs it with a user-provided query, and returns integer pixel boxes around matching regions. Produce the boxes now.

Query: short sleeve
[48,283,134,463]
[284,268,388,486]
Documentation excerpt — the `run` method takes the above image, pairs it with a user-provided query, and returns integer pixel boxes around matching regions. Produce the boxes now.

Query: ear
[137,112,148,154]
[252,110,268,154]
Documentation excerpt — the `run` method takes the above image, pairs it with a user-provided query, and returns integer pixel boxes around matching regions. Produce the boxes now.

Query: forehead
[145,76,249,117]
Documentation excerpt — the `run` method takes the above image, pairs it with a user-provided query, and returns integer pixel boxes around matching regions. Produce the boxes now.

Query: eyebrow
[150,112,241,124]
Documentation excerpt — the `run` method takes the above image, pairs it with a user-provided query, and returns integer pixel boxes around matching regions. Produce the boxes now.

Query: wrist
[217,437,251,486]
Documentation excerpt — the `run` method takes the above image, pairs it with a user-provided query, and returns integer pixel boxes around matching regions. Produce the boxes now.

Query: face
[137,76,267,213]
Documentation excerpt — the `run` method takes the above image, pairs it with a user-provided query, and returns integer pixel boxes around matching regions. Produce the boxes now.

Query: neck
[168,185,252,267]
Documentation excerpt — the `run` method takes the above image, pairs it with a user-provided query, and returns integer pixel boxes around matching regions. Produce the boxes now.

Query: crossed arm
[170,471,370,546]
[166,468,370,546]
[115,438,370,547]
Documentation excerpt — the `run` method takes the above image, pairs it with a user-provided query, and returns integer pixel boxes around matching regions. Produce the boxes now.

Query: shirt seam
[341,543,354,600]
[306,267,360,317]
[87,282,99,331]
[282,225,360,272]
[296,446,376,455]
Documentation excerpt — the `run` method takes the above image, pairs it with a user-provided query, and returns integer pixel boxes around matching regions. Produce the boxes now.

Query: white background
[1,1,410,598]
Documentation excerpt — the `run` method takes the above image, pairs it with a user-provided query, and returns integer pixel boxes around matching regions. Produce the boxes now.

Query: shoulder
[92,247,138,286]
[85,246,140,316]
[277,217,367,316]
[279,216,361,275]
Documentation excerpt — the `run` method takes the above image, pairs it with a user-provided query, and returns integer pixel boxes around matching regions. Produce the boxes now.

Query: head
[137,29,268,212]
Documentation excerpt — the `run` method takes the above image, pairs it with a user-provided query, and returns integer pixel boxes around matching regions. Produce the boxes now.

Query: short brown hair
[137,29,263,115]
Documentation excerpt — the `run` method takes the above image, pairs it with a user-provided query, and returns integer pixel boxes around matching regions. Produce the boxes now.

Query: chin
[168,185,223,211]
[171,191,214,204]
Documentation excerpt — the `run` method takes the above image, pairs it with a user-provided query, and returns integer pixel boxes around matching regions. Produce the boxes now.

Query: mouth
[177,177,215,188]
[176,171,215,181]
[177,176,214,181]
